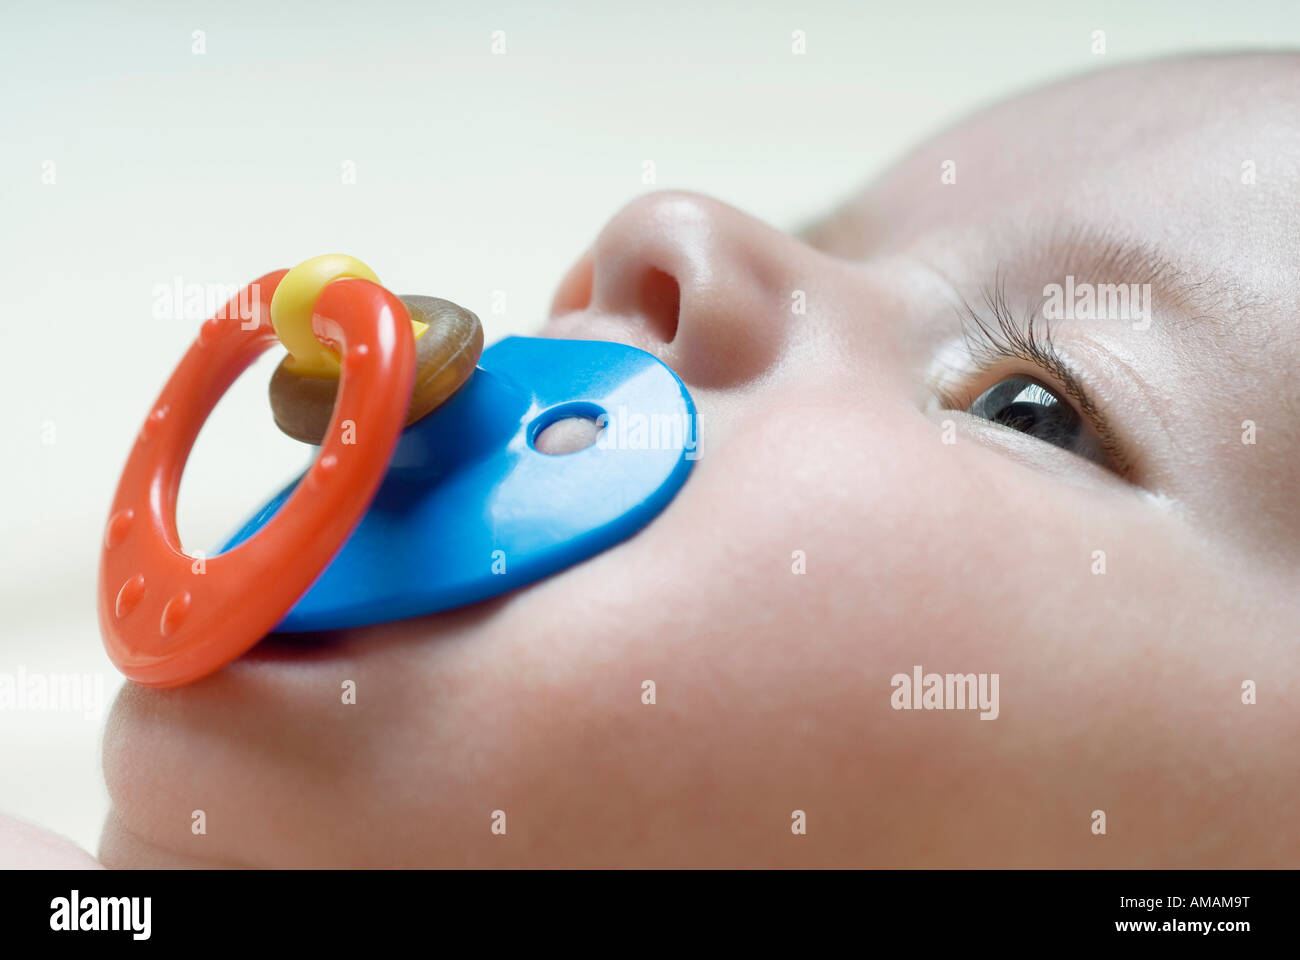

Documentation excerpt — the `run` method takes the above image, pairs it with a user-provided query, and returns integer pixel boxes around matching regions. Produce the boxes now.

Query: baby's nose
[550,190,805,387]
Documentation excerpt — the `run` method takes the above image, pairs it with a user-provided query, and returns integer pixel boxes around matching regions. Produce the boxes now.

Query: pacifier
[98,255,696,687]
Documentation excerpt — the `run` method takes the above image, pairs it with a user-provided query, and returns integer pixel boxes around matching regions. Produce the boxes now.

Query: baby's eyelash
[935,276,1134,476]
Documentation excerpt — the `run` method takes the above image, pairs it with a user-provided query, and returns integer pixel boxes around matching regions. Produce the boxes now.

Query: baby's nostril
[639,267,681,344]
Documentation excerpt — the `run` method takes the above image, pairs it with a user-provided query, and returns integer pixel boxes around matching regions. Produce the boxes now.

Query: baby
[12,51,1299,867]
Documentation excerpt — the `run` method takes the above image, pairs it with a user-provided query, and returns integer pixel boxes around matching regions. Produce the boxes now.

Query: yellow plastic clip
[269,254,428,378]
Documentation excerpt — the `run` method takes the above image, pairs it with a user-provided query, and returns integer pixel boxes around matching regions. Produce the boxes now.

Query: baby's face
[102,54,1299,867]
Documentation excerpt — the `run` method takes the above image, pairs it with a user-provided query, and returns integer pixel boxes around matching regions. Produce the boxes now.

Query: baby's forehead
[824,53,1299,384]
[830,53,1299,295]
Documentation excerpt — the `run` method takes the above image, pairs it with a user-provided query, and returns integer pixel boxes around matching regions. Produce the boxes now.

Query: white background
[2,0,1297,856]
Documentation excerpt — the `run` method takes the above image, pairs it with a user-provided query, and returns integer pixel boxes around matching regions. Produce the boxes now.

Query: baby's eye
[967,375,1106,464]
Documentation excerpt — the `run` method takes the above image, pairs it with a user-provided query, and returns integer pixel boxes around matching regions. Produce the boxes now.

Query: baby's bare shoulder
[0,813,101,869]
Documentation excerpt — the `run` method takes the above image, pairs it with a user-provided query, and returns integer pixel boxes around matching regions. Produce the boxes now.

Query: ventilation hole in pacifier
[530,402,606,456]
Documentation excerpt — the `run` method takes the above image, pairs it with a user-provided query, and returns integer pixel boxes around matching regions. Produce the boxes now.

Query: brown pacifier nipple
[269,295,484,444]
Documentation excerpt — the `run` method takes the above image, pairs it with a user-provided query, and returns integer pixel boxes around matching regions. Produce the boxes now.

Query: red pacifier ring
[98,266,416,687]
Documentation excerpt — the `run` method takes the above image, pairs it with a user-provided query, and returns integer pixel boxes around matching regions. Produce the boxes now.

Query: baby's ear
[0,813,101,869]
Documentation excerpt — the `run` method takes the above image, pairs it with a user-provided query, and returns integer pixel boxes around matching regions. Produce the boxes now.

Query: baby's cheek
[802,413,1297,864]
[395,396,947,863]
[331,396,874,864]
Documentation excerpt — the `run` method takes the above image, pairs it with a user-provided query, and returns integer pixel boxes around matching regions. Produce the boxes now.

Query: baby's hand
[0,813,101,869]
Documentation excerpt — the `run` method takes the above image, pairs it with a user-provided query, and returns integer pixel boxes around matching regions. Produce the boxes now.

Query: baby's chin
[99,809,223,868]
[97,588,524,867]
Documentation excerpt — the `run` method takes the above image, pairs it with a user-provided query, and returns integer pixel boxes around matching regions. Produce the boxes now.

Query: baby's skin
[77,53,1296,867]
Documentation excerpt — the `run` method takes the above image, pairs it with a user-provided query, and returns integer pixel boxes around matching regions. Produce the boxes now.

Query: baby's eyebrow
[1017,223,1260,331]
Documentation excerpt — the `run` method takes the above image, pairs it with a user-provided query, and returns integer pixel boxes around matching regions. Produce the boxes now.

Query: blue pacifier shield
[222,336,697,632]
